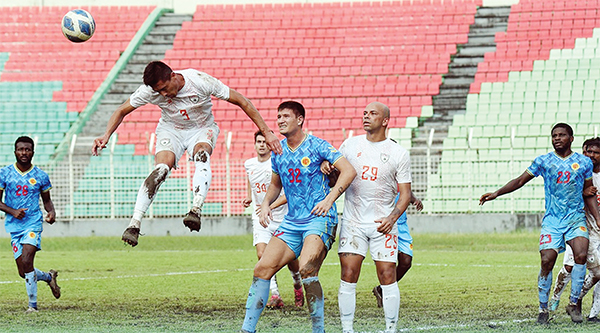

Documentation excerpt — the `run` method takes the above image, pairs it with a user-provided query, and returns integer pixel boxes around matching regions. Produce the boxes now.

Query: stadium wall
[0,213,542,238]
[9,0,518,14]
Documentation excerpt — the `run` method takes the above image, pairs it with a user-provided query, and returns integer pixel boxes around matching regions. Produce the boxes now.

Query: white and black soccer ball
[61,9,96,43]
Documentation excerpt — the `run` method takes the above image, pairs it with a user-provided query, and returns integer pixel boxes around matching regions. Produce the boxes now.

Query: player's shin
[338,280,357,333]
[549,266,571,310]
[132,163,170,225]
[570,263,586,304]
[242,277,270,333]
[24,271,38,309]
[538,270,553,309]
[382,282,400,333]
[192,151,211,211]
[303,276,325,333]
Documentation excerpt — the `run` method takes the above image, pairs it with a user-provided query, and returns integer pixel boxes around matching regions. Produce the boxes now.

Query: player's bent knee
[193,150,210,163]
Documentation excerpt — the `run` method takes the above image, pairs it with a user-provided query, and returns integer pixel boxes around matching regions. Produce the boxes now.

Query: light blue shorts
[10,229,42,260]
[397,220,413,257]
[274,216,337,258]
[539,219,588,252]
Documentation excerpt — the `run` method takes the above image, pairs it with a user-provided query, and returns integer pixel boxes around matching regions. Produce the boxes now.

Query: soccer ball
[61,9,96,43]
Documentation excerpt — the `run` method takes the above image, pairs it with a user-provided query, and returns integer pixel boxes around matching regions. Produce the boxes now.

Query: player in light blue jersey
[0,136,60,312]
[242,101,356,333]
[480,123,600,325]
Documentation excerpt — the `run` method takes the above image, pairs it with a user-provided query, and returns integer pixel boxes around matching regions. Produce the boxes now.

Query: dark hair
[583,137,600,150]
[552,123,573,136]
[15,136,34,151]
[277,101,305,126]
[143,61,173,87]
[254,130,265,143]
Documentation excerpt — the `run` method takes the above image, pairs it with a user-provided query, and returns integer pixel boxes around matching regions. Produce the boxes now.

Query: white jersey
[340,135,411,226]
[129,69,230,130]
[586,171,600,241]
[244,157,287,222]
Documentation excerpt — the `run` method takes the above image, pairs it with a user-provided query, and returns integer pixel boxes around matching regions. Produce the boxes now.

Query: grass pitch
[1,232,599,332]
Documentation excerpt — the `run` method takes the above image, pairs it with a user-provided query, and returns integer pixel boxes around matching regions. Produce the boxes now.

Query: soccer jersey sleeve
[0,167,6,190]
[527,155,544,177]
[129,85,154,108]
[583,157,594,180]
[40,170,52,192]
[322,141,343,166]
[190,71,230,101]
[395,149,412,184]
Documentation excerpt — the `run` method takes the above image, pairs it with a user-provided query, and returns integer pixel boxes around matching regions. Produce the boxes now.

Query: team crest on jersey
[380,153,389,163]
[301,157,311,167]
[190,95,200,104]
[580,226,588,232]
[28,232,36,239]
[339,237,347,247]
[160,139,171,147]
[29,178,36,185]
[572,163,580,170]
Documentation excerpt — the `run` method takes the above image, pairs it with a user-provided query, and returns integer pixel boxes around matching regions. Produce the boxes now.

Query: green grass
[0,232,598,332]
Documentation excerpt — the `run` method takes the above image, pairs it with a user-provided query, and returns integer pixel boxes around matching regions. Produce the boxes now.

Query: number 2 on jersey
[361,166,378,181]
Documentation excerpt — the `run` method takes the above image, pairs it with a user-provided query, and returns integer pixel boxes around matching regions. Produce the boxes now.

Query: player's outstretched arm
[259,173,283,227]
[0,189,27,219]
[41,190,56,224]
[479,171,534,205]
[312,157,356,216]
[227,89,282,154]
[92,99,136,156]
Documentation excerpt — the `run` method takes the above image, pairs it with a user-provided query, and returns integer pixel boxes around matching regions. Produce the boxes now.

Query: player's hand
[258,203,272,228]
[242,197,252,208]
[584,186,598,197]
[92,135,109,156]
[12,208,27,219]
[45,210,56,224]
[320,161,333,174]
[413,198,424,211]
[311,200,333,217]
[263,130,282,155]
[375,217,394,234]
[479,192,497,205]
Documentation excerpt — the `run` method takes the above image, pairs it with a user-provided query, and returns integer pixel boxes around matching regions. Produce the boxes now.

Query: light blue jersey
[0,164,52,233]
[527,152,592,228]
[272,134,343,224]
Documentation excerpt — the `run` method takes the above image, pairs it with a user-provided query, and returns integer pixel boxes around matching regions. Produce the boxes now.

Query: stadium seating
[0,6,155,166]
[433,4,600,214]
[97,0,480,215]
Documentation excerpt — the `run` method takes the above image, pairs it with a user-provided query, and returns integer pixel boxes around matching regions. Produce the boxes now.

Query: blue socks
[303,276,325,333]
[35,268,51,283]
[24,271,37,309]
[538,270,552,309]
[242,277,270,333]
[570,263,586,304]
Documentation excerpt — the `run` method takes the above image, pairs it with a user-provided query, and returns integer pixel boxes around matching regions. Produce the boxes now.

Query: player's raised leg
[184,139,216,232]
[122,151,175,246]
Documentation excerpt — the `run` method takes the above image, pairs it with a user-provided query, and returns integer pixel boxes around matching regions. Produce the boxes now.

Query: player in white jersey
[323,102,412,333]
[92,61,281,247]
[548,137,600,321]
[242,131,304,309]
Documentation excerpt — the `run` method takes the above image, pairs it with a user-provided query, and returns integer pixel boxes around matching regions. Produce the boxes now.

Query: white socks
[338,280,356,333]
[192,151,211,209]
[270,275,279,296]
[382,282,400,333]
[131,163,170,226]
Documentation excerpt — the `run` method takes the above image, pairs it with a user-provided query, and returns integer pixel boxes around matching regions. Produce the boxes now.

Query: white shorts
[155,122,220,168]
[562,239,600,269]
[337,218,398,263]
[252,218,282,246]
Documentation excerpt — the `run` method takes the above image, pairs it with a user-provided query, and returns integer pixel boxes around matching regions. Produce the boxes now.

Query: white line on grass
[0,262,538,285]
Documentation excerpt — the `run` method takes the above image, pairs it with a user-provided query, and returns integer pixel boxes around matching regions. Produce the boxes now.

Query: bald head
[366,102,390,119]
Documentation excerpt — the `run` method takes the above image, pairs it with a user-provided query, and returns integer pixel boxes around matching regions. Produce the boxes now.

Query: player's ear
[382,117,389,127]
